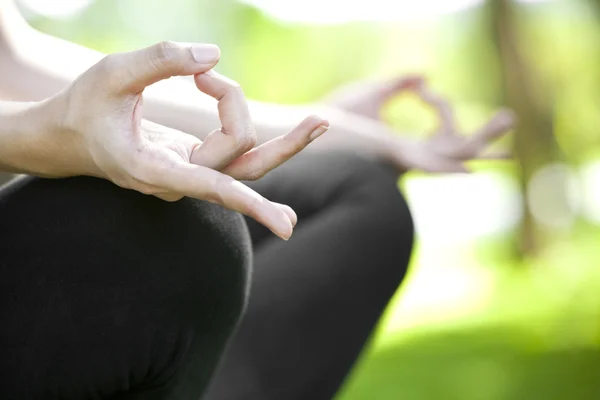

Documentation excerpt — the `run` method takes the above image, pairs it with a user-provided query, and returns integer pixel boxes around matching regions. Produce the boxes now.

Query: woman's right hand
[33,42,329,240]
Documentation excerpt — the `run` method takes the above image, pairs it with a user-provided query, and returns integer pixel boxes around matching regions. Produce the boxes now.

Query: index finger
[416,84,457,137]
[462,109,516,158]
[191,70,256,170]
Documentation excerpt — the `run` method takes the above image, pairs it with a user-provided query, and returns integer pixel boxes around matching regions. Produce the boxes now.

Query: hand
[323,75,424,121]
[325,75,515,172]
[42,42,329,240]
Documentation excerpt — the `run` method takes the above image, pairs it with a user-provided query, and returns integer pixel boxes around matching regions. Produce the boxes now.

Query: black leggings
[0,153,414,400]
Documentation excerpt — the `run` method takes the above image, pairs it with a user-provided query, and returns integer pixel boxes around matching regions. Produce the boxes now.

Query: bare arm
[0,40,336,239]
[0,0,514,172]
[0,0,400,159]
[0,100,57,174]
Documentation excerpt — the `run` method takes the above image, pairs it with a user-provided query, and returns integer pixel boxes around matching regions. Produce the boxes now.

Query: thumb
[105,41,221,94]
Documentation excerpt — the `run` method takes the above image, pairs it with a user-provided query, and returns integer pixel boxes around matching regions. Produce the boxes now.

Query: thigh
[0,176,252,400]
[244,152,409,246]
[204,152,414,399]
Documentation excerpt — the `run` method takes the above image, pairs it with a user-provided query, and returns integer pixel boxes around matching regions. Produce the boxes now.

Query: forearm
[143,90,396,159]
[0,0,103,101]
[249,101,398,158]
[0,4,395,161]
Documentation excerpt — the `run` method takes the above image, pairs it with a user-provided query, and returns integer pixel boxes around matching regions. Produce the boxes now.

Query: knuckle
[212,78,243,101]
[271,140,301,166]
[95,54,122,87]
[226,79,243,92]
[203,176,227,206]
[305,114,323,127]
[245,195,263,217]
[97,54,116,76]
[207,175,226,206]
[150,41,180,71]
[282,134,305,154]
[239,163,264,181]
[81,54,118,94]
[245,169,265,181]
[241,135,258,152]
[234,127,257,152]
[221,79,245,101]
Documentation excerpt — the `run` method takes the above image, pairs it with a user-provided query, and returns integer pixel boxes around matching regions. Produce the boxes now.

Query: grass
[335,227,600,400]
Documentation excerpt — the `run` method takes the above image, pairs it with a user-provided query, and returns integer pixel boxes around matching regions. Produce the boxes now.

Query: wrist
[0,96,92,177]
[0,101,47,174]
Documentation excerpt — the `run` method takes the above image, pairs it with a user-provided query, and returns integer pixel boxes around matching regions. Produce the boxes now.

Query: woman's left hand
[324,75,516,173]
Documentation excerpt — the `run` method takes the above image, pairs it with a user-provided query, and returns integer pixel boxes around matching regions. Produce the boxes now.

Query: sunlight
[239,0,557,25]
[16,0,559,22]
[527,163,580,230]
[17,0,94,19]
[579,160,600,224]
[240,0,482,24]
[382,246,497,335]
[404,172,523,244]
[376,172,522,334]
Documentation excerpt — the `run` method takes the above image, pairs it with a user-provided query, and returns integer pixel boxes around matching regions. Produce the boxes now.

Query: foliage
[25,0,600,397]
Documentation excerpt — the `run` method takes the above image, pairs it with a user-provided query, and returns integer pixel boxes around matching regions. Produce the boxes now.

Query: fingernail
[191,44,221,64]
[309,124,329,142]
[272,229,291,241]
[281,224,293,241]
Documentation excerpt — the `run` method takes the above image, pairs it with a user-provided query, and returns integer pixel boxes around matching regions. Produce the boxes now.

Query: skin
[0,0,517,240]
[0,0,515,170]
[325,75,516,171]
[0,42,329,240]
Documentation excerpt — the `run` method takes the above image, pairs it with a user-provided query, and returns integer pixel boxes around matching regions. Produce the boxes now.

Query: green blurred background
[18,0,600,398]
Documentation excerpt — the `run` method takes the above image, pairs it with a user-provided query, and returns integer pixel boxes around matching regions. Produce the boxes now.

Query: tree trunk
[489,0,561,257]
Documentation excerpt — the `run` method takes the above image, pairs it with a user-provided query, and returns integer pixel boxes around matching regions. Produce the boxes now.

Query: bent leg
[205,153,414,399]
[0,176,251,400]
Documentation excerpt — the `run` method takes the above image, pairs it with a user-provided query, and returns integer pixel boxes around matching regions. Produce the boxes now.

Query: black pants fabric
[0,153,414,400]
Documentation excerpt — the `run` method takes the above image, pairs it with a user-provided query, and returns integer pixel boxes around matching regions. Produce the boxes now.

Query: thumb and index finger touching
[117,41,265,169]
[105,41,221,94]
[100,42,299,240]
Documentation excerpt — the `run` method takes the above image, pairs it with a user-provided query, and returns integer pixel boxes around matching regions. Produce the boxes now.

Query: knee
[1,176,252,395]
[57,176,253,325]
[340,155,414,244]
[364,158,414,264]
[334,155,415,282]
